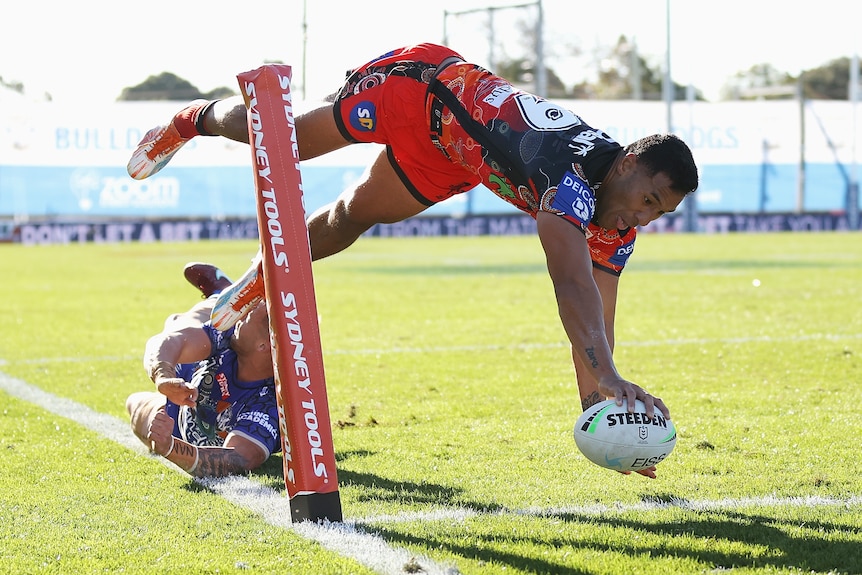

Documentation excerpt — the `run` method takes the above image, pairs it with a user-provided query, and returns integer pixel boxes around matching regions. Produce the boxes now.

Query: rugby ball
[574,399,677,472]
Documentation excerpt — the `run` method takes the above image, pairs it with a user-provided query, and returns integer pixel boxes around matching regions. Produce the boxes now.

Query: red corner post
[236,65,342,523]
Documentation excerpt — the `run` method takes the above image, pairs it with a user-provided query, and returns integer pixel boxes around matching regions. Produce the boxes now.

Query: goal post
[237,64,342,523]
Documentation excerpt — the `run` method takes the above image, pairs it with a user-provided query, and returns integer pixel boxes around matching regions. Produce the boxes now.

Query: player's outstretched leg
[127,100,215,179]
[210,147,429,330]
[210,251,264,331]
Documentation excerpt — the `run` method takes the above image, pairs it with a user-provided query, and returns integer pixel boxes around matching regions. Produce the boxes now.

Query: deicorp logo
[350,101,376,132]
[558,171,594,227]
[609,238,635,267]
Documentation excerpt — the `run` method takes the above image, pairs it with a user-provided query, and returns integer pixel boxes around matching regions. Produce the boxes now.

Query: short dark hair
[624,134,698,195]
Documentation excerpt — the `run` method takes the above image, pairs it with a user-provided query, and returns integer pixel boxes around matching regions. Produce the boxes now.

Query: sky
[1,0,860,105]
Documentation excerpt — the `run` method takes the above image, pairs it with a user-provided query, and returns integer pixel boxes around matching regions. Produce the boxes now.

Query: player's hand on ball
[596,376,670,419]
[147,407,176,456]
[156,377,199,407]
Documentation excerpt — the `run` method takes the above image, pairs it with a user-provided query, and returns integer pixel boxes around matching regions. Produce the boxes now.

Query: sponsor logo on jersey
[567,128,618,157]
[482,83,514,108]
[217,372,230,399]
[608,236,636,267]
[237,411,278,440]
[350,101,376,132]
[551,171,595,229]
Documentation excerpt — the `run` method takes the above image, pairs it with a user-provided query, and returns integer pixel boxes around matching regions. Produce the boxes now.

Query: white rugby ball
[574,399,677,472]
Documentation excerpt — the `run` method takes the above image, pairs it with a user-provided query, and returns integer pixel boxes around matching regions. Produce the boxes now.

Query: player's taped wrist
[160,438,200,475]
[161,436,175,458]
[187,446,200,474]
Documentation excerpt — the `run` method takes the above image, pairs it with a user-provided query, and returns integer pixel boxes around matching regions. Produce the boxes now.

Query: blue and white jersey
[167,324,281,457]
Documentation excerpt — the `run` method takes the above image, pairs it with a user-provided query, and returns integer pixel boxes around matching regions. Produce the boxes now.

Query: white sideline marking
[198,476,459,575]
[0,370,459,575]
[355,494,862,526]
[2,369,860,574]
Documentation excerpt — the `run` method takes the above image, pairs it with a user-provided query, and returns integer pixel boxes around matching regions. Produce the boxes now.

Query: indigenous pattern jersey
[431,60,636,275]
[167,324,280,457]
[332,43,636,275]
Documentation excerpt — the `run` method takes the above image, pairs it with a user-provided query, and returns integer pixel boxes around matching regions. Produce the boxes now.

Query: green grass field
[1,232,861,574]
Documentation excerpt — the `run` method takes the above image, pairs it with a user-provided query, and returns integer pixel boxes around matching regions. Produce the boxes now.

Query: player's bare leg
[128,96,349,178]
[128,93,433,326]
[211,100,429,328]
[306,149,427,259]
[201,96,350,161]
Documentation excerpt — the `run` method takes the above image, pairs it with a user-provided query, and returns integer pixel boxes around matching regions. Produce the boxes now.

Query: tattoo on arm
[170,442,251,477]
[173,441,197,461]
[192,448,250,478]
[581,391,603,411]
[584,347,599,368]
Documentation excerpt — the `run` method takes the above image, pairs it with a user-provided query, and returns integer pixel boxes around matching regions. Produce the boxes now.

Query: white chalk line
[0,370,459,575]
[2,364,860,574]
[2,331,861,368]
[355,494,862,526]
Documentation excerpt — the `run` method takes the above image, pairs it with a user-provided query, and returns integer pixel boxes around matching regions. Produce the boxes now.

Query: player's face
[594,161,683,231]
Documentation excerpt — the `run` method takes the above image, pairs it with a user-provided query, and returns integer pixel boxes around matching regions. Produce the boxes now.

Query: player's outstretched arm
[573,268,620,410]
[535,212,668,419]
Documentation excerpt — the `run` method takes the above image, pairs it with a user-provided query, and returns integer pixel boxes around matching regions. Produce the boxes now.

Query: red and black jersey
[333,43,636,274]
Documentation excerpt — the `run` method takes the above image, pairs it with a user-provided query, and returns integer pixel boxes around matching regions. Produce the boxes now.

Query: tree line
[4,35,848,103]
